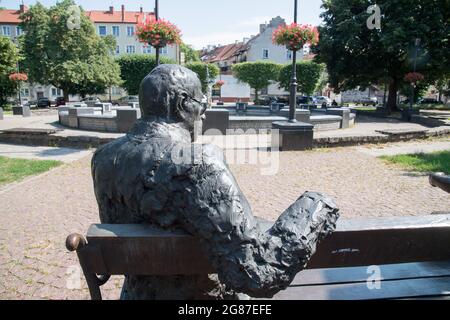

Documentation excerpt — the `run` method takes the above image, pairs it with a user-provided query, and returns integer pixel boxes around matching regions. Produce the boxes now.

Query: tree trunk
[254,88,259,105]
[386,79,399,114]
[63,89,69,102]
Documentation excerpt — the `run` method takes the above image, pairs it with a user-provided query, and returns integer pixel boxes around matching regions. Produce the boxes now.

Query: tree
[314,0,450,113]
[278,61,324,96]
[19,0,121,100]
[185,62,219,93]
[181,43,200,63]
[232,61,281,103]
[0,36,20,107]
[116,54,175,95]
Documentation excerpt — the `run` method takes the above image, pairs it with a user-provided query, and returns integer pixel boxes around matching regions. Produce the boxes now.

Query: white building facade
[0,4,180,103]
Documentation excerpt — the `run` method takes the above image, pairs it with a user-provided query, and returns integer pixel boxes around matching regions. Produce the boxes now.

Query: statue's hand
[269,192,339,255]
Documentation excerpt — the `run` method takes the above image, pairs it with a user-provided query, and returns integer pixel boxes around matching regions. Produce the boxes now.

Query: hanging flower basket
[215,80,225,87]
[272,23,319,51]
[404,72,424,85]
[9,72,28,82]
[136,19,182,48]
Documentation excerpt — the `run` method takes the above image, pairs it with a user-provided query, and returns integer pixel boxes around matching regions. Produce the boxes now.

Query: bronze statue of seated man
[91,64,340,299]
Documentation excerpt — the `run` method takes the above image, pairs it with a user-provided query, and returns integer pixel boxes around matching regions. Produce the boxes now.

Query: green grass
[399,103,450,111]
[380,150,450,174]
[0,156,62,186]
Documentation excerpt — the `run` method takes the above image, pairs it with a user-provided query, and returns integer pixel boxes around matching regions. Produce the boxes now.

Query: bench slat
[291,261,450,286]
[269,276,450,300]
[81,215,450,276]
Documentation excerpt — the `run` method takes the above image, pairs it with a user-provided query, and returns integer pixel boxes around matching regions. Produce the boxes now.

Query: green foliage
[0,156,62,186]
[278,61,324,95]
[399,81,429,103]
[180,43,200,63]
[185,62,219,93]
[380,151,450,175]
[232,61,281,102]
[0,36,20,107]
[19,0,121,98]
[116,54,175,95]
[315,0,450,112]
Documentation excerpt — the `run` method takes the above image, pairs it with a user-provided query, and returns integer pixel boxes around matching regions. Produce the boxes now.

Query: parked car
[419,98,441,104]
[37,97,51,108]
[355,97,378,106]
[82,96,100,107]
[296,96,314,105]
[314,96,332,106]
[55,97,66,107]
[113,95,138,106]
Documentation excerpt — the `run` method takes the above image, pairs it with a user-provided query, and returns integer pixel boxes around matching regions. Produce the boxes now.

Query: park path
[0,139,449,299]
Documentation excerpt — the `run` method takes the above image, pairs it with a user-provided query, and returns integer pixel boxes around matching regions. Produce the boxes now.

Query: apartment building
[0,4,180,102]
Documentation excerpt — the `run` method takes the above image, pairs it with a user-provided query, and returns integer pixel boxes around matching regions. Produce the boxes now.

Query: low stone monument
[92,64,339,299]
[12,105,31,117]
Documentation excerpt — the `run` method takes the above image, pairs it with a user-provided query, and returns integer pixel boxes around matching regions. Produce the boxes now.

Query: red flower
[215,80,225,87]
[9,73,28,82]
[272,23,319,51]
[136,18,182,47]
[404,72,424,84]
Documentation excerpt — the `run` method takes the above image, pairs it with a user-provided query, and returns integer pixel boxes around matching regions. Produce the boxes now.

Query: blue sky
[1,0,324,48]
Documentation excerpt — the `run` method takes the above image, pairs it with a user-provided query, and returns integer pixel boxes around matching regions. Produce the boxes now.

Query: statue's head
[139,64,206,140]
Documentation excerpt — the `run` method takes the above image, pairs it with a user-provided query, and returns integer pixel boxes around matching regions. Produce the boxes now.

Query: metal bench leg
[66,233,110,300]
[84,273,103,300]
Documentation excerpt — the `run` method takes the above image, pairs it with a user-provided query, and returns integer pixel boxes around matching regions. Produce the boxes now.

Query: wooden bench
[66,214,450,300]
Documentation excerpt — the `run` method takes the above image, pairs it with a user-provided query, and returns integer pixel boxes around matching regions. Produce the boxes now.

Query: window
[112,87,122,95]
[262,49,269,59]
[126,45,135,54]
[98,26,107,36]
[51,88,62,96]
[21,88,30,96]
[159,46,168,55]
[112,26,120,37]
[16,26,23,36]
[142,46,152,54]
[127,26,134,37]
[115,46,120,55]
[287,50,292,60]
[2,26,11,37]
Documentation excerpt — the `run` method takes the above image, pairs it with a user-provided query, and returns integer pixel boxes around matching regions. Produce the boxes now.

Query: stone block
[202,108,230,135]
[128,102,139,109]
[68,107,95,128]
[279,108,311,122]
[326,108,351,129]
[72,103,88,108]
[272,121,314,151]
[95,103,113,114]
[117,108,141,133]
[12,105,31,117]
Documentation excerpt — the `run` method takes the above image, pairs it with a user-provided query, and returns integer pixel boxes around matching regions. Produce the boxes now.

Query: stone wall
[78,115,118,132]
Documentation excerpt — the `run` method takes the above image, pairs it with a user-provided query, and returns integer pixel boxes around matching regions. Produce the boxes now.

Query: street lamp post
[154,0,160,66]
[13,37,22,106]
[289,0,298,122]
[409,38,420,110]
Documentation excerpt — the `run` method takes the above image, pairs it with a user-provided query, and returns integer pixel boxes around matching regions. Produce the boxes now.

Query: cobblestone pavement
[0,143,93,163]
[0,140,449,300]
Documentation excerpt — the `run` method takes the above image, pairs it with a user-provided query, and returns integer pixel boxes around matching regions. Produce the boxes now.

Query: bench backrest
[67,214,450,276]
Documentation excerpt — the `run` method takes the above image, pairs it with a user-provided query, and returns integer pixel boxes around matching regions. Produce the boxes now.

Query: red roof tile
[202,42,248,63]
[0,7,155,25]
[0,9,22,24]
[85,10,155,24]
